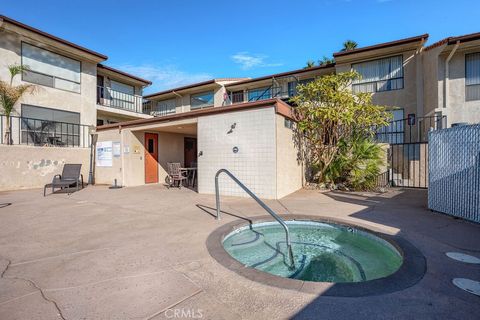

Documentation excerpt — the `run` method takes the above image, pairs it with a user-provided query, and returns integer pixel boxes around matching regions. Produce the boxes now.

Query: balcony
[97,86,148,114]
[1,114,91,148]
[226,86,295,105]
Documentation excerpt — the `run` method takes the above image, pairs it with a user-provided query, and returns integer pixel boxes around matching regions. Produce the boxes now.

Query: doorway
[144,133,159,183]
[184,137,197,168]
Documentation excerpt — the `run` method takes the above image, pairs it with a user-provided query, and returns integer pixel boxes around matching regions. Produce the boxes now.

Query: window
[284,118,295,129]
[352,55,404,93]
[21,105,80,146]
[466,52,480,101]
[154,99,176,116]
[147,138,155,153]
[21,43,81,93]
[248,87,271,101]
[191,91,214,109]
[288,78,314,96]
[231,91,244,104]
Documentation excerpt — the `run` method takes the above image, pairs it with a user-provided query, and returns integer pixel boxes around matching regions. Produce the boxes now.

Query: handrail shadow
[0,203,12,209]
[196,204,252,223]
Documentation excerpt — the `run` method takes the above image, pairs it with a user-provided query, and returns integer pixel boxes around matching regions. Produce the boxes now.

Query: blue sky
[2,0,478,93]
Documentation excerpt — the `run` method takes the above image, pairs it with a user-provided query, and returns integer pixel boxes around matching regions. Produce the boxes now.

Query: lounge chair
[44,164,84,196]
[166,162,188,188]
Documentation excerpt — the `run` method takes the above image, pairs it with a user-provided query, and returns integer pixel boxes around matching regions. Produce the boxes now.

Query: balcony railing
[97,86,148,114]
[226,86,296,105]
[1,114,91,148]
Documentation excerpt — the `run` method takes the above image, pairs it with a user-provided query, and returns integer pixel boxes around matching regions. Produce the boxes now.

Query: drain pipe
[444,41,460,111]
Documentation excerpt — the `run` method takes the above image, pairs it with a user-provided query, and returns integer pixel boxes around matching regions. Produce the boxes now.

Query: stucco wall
[197,108,277,199]
[275,114,303,198]
[95,128,193,187]
[0,145,89,191]
[0,29,97,127]
[439,49,480,126]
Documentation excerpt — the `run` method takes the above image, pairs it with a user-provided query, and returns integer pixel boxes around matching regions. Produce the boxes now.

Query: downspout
[416,39,426,117]
[444,41,460,111]
[119,125,125,186]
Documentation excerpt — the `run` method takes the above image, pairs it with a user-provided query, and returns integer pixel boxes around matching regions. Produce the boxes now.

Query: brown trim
[224,63,335,88]
[144,79,217,98]
[0,15,107,60]
[333,34,429,58]
[96,99,294,131]
[97,64,152,85]
[424,32,480,51]
[144,78,250,99]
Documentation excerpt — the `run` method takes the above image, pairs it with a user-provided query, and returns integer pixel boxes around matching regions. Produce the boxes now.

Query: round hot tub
[207,216,426,296]
[223,220,402,283]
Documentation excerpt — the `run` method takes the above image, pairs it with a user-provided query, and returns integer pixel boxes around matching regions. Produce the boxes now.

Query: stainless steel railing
[215,169,295,269]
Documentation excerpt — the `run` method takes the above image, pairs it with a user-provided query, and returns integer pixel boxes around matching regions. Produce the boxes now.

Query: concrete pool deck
[0,185,479,319]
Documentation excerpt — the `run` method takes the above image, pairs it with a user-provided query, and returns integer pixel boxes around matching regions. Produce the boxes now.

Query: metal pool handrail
[215,169,295,269]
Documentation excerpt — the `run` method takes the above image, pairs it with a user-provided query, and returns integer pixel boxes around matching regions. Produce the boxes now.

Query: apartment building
[95,32,480,198]
[0,15,152,145]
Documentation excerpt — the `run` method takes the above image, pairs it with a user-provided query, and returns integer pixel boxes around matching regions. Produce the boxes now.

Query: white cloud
[230,52,283,70]
[115,64,212,94]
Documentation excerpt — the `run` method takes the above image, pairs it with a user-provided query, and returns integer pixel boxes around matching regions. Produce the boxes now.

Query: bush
[323,136,384,190]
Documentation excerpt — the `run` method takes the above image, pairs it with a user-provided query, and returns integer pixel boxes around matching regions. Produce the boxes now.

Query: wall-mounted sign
[96,141,113,167]
[113,142,121,157]
[123,145,130,154]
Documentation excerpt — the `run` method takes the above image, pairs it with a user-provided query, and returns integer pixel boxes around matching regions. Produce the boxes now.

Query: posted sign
[96,141,113,167]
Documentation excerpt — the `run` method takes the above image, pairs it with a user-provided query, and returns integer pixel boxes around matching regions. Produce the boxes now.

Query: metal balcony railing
[97,86,148,114]
[1,114,91,148]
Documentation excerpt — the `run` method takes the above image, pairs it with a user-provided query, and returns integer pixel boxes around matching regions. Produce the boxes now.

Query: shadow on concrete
[290,188,480,318]
[0,203,12,209]
[196,204,252,223]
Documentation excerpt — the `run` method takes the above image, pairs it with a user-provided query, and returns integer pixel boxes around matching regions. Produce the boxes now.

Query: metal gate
[375,114,447,189]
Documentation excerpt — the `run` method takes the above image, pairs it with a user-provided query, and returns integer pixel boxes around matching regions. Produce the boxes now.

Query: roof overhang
[0,15,107,63]
[144,80,222,100]
[97,99,294,132]
[225,64,335,90]
[97,64,152,87]
[333,34,429,64]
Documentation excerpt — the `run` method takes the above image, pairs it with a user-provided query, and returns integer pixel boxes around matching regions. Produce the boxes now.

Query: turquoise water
[223,221,403,283]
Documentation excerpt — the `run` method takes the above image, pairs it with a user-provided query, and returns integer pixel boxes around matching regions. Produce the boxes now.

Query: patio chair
[166,162,188,189]
[44,164,84,196]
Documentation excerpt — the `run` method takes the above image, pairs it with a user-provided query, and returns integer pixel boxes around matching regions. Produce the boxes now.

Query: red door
[184,137,197,167]
[144,133,158,183]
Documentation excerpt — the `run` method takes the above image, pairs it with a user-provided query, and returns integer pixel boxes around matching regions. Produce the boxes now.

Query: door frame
[144,132,159,184]
[184,137,197,168]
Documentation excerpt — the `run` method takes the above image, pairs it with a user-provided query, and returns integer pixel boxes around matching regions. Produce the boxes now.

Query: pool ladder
[215,169,295,269]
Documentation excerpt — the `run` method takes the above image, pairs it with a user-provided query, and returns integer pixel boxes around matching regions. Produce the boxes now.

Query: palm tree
[318,56,335,66]
[0,65,34,144]
[304,60,316,69]
[341,40,358,52]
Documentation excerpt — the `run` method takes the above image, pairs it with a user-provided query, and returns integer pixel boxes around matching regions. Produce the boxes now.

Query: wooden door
[184,137,197,167]
[144,133,158,183]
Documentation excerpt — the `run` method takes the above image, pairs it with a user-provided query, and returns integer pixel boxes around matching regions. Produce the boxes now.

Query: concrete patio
[0,185,479,319]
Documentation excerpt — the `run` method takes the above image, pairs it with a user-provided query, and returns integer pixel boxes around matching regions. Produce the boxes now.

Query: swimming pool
[222,220,403,283]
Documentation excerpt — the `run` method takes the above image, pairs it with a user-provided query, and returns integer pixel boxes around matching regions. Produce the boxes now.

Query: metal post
[87,126,97,185]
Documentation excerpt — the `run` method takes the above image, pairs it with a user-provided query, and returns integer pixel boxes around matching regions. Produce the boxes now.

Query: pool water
[223,221,403,283]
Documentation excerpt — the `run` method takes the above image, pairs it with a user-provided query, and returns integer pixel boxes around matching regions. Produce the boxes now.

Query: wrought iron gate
[375,114,447,189]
